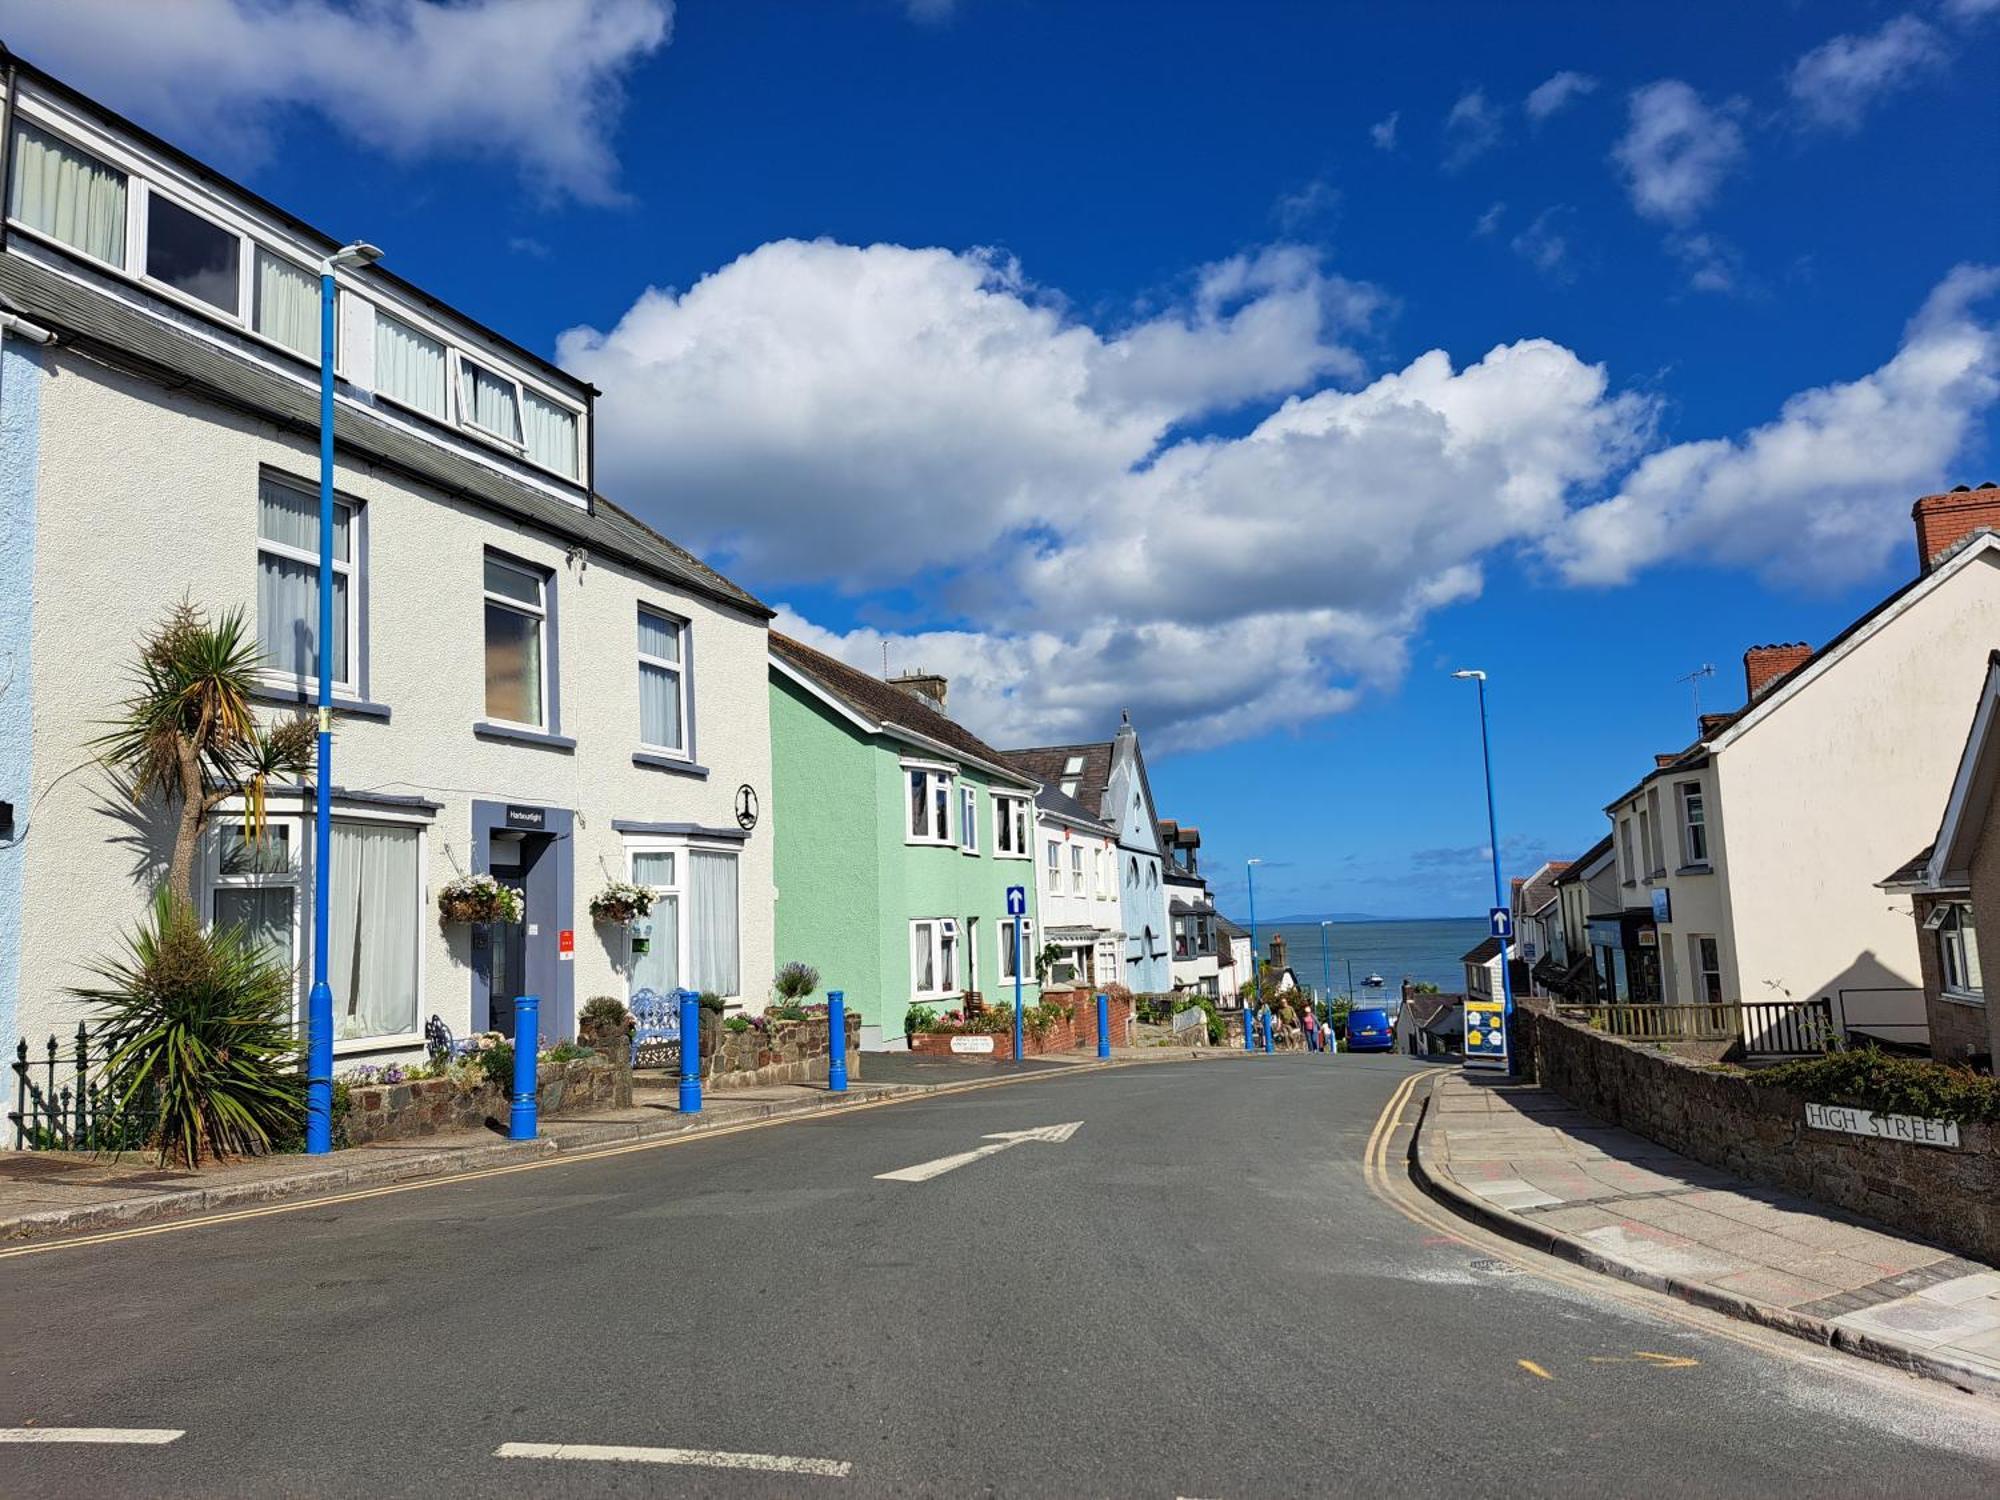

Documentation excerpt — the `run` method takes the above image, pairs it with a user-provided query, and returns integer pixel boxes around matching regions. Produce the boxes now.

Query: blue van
[1345,1006,1394,1052]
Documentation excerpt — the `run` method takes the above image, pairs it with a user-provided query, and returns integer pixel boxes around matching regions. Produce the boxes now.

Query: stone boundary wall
[711,1013,862,1090]
[343,1057,627,1147]
[1523,1008,2000,1264]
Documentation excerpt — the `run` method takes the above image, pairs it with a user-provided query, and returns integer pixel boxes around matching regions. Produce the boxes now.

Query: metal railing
[1558,997,1835,1055]
[9,1026,153,1152]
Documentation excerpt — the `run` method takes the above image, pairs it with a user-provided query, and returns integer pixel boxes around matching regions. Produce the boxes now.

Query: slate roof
[0,253,770,619]
[1515,861,1571,916]
[770,633,1034,783]
[1007,742,1115,816]
[1460,936,1505,965]
[1027,776,1113,830]
[1880,844,1938,889]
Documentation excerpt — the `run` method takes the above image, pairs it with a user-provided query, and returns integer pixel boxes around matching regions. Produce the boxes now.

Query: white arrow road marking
[495,1443,850,1477]
[874,1121,1083,1182]
[0,1429,184,1445]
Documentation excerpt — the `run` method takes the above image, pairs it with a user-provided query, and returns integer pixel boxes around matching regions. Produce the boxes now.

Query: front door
[490,872,530,1038]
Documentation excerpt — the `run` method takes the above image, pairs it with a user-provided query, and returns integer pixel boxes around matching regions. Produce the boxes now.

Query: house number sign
[735,784,760,831]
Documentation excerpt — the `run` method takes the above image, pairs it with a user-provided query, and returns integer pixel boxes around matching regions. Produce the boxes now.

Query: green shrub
[905,1003,939,1035]
[72,889,305,1167]
[697,992,726,1014]
[773,961,820,1003]
[478,1043,515,1087]
[724,1015,753,1033]
[1746,1046,2000,1124]
[579,996,631,1042]
[545,1040,596,1063]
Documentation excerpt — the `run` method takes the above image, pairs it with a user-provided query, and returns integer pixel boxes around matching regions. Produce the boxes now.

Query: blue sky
[9,0,1998,918]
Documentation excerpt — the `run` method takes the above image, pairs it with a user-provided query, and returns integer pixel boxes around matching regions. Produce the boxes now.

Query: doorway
[471,802,576,1045]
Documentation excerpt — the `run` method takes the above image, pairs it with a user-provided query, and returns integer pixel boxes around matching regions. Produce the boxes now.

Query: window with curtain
[210,823,297,976]
[253,249,318,359]
[483,554,546,726]
[326,821,420,1041]
[375,311,448,419]
[145,192,240,314]
[257,475,352,692]
[522,388,579,478]
[688,851,740,995]
[459,357,522,444]
[907,768,951,844]
[637,606,686,753]
[8,122,127,266]
[628,850,680,998]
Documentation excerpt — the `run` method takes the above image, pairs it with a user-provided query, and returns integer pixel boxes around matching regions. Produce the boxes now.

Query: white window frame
[482,552,550,731]
[1680,782,1708,866]
[199,798,429,1055]
[625,836,745,999]
[1935,902,1984,1001]
[137,180,247,321]
[636,604,690,758]
[454,350,526,450]
[1070,843,1086,896]
[1691,934,1723,1005]
[1046,838,1063,894]
[993,792,1033,859]
[910,917,961,1000]
[904,763,955,846]
[1096,846,1110,900]
[256,475,357,699]
[370,307,451,422]
[999,916,1036,984]
[959,786,979,854]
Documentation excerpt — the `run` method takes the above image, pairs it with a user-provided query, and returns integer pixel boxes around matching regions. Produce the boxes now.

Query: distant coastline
[1229,912,1481,927]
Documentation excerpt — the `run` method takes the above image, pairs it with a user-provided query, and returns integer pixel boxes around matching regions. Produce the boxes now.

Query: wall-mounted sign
[504,805,545,831]
[735,784,760,831]
[557,929,575,961]
[1806,1102,1960,1150]
[1637,928,1658,948]
[1651,888,1672,923]
[951,1035,996,1054]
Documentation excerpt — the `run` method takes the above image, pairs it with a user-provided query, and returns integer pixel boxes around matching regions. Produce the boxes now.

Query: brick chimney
[1913,483,2000,574]
[887,669,948,713]
[1269,933,1288,970]
[1744,643,1811,702]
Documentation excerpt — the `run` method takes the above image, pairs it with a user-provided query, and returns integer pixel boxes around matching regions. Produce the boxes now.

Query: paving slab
[1412,1072,2000,1399]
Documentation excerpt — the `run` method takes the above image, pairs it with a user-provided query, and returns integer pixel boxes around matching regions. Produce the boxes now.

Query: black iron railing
[9,1026,153,1152]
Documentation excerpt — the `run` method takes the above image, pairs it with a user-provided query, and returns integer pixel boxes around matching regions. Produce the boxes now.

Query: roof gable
[1918,653,2000,888]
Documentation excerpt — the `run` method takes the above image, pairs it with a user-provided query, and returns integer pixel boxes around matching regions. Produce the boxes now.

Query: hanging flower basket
[588,880,656,926]
[438,873,522,925]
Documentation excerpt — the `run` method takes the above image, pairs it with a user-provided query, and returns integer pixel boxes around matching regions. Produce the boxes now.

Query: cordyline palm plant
[73,889,305,1166]
[94,601,315,905]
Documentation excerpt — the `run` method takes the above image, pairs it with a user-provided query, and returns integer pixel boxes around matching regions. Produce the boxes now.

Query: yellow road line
[1517,1359,1554,1380]
[0,1060,1128,1261]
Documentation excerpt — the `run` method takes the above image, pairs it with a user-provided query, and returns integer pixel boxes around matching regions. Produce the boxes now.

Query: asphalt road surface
[3,1056,1998,1498]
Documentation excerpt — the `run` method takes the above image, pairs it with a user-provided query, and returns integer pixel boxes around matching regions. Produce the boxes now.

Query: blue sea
[1250,917,1487,1003]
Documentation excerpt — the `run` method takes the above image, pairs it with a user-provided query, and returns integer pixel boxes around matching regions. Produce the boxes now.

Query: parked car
[1345,1006,1394,1052]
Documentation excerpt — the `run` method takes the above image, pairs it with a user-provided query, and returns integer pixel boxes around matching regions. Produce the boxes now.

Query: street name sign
[950,1035,995,1054]
[1805,1102,1960,1149]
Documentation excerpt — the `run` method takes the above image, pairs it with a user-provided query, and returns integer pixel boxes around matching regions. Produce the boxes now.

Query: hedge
[1744,1047,2000,1125]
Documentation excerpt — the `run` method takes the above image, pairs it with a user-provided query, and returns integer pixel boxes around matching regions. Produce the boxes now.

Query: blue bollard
[509,995,539,1140]
[1242,1003,1254,1051]
[1261,1006,1273,1053]
[827,990,849,1092]
[1096,991,1110,1059]
[677,989,703,1114]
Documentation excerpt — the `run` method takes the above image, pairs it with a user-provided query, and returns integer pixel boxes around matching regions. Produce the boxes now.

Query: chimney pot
[1913,486,2000,573]
[1744,642,1812,702]
[887,670,949,713]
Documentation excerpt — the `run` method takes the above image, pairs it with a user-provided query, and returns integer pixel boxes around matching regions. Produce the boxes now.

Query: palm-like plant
[73,888,306,1166]
[94,602,314,904]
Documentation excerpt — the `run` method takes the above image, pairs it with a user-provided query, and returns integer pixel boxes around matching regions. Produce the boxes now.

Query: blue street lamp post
[1008,885,1027,1063]
[1244,857,1263,1052]
[305,240,382,1157]
[1453,669,1516,1069]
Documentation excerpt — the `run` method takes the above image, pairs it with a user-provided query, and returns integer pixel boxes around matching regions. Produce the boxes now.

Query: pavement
[1414,1071,2000,1396]
[4,1055,1999,1498]
[0,1043,1241,1244]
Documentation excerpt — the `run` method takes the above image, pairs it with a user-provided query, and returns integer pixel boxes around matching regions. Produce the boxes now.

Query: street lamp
[1244,857,1264,1052]
[1451,669,1515,1069]
[306,240,383,1156]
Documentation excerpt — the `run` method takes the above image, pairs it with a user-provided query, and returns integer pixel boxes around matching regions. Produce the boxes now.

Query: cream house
[1027,781,1123,989]
[1596,491,2000,1047]
[0,56,774,1074]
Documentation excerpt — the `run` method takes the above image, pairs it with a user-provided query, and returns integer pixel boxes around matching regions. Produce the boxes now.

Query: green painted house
[769,633,1042,1048]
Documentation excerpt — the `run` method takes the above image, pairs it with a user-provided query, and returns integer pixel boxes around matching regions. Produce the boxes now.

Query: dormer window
[523,388,580,479]
[146,193,240,314]
[9,122,126,265]
[375,312,448,419]
[458,357,523,445]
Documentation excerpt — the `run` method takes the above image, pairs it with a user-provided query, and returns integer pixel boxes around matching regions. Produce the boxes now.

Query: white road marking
[494,1442,850,1476]
[874,1121,1083,1183]
[0,1429,184,1445]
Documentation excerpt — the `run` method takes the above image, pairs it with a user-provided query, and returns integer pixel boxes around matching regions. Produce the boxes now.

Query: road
[2,1056,1997,1498]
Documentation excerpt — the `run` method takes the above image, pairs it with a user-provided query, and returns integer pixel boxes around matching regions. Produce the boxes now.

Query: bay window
[911,918,959,999]
[483,553,548,728]
[907,767,953,844]
[257,474,354,694]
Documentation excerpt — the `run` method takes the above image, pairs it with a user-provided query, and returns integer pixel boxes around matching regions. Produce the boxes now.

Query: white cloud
[1788,14,1947,130]
[1943,0,2000,18]
[1442,88,1502,170]
[1511,207,1576,283]
[902,0,959,21]
[1370,111,1400,151]
[1549,264,2000,587]
[1274,177,1341,231]
[1525,70,1598,122]
[1612,80,1746,224]
[1474,202,1506,237]
[0,0,671,203]
[1668,232,1745,295]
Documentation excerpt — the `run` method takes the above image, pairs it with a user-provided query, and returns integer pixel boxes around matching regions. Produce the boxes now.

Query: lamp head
[1246,857,1263,867]
[325,241,384,272]
[1451,669,1486,681]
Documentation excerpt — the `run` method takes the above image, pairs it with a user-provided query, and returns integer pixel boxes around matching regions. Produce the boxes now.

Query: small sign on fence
[1805,1102,1960,1150]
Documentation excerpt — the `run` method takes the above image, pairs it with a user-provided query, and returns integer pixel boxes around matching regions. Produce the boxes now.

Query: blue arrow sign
[1489,906,1513,940]
[1006,884,1027,917]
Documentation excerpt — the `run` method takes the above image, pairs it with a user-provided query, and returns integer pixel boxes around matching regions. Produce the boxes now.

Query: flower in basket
[438,873,523,925]
[588,880,655,926]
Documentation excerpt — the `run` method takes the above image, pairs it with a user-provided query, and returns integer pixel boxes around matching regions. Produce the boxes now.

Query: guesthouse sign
[1804,1102,1960,1150]
[951,1035,996,1054]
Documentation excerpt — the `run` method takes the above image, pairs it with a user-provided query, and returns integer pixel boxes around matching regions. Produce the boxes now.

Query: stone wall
[1524,1008,2000,1263]
[908,988,1130,1060]
[711,1012,862,1090]
[342,1056,628,1147]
